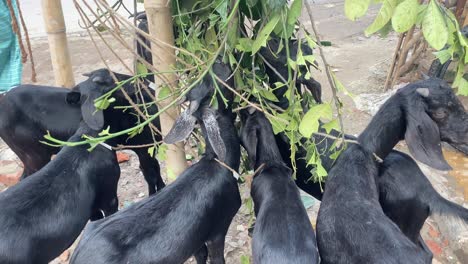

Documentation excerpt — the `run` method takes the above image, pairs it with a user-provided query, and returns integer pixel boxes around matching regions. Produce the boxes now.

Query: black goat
[259,37,322,107]
[0,69,165,195]
[0,120,120,262]
[70,61,240,264]
[275,79,468,252]
[378,151,468,250]
[240,109,319,264]
[318,144,431,263]
[316,78,468,263]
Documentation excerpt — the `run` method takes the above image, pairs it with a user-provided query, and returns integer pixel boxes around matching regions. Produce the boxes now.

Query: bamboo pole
[144,0,187,179]
[42,0,75,87]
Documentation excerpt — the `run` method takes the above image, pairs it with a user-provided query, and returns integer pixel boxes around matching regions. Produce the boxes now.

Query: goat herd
[0,18,468,264]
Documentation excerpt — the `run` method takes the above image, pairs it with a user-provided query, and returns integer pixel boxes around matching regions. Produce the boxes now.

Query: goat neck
[253,117,283,170]
[357,92,407,159]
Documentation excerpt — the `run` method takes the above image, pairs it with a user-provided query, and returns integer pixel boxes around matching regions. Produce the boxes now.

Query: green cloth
[0,0,22,92]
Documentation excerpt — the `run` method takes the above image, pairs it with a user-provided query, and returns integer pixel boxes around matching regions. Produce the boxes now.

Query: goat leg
[194,244,208,264]
[135,148,165,195]
[206,233,227,264]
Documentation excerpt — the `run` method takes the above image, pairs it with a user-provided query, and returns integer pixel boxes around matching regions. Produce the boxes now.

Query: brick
[116,152,130,163]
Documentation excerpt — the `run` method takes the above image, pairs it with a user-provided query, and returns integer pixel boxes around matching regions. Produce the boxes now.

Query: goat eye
[433,108,447,119]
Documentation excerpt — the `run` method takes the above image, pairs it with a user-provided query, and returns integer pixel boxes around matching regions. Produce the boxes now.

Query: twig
[384,34,405,90]
[212,74,288,124]
[304,2,345,138]
[312,132,383,162]
[113,142,160,150]
[258,53,288,84]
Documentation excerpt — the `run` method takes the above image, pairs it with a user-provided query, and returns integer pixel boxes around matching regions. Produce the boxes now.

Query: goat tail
[430,193,468,234]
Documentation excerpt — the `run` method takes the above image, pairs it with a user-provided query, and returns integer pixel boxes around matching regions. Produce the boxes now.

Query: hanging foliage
[45,0,351,185]
[344,0,468,95]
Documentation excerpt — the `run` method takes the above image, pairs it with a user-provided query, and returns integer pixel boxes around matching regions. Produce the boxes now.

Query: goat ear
[202,108,226,161]
[405,104,452,171]
[421,72,430,80]
[81,90,104,131]
[163,108,197,144]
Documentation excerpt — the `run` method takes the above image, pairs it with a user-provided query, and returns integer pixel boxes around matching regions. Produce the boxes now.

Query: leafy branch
[345,0,468,95]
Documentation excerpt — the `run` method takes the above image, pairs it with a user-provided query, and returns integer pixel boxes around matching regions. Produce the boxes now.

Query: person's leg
[0,0,22,93]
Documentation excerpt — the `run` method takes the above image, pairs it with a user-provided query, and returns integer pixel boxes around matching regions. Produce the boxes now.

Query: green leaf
[422,0,448,50]
[227,17,239,49]
[332,72,355,98]
[259,89,279,102]
[392,0,419,33]
[236,38,253,52]
[303,55,316,65]
[94,97,115,110]
[304,34,317,48]
[365,0,397,36]
[287,0,302,25]
[345,0,371,21]
[136,61,148,75]
[252,14,281,54]
[299,104,332,138]
[204,27,218,51]
[434,49,452,64]
[158,86,171,100]
[378,21,393,37]
[265,0,287,11]
[157,144,168,161]
[268,116,288,134]
[287,57,297,70]
[240,255,250,264]
[215,0,228,20]
[453,60,464,88]
[148,146,155,157]
[458,77,468,96]
[315,162,328,177]
[322,119,340,134]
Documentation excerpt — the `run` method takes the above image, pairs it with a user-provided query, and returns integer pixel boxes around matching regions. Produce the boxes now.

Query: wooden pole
[144,0,187,179]
[42,0,75,87]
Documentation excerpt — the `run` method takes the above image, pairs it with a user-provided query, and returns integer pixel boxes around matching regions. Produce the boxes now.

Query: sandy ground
[0,0,467,263]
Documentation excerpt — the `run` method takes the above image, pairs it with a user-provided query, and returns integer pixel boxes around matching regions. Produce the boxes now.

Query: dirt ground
[0,0,467,263]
